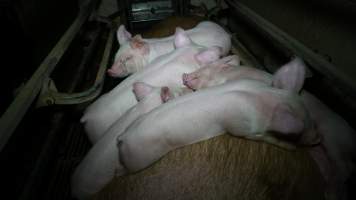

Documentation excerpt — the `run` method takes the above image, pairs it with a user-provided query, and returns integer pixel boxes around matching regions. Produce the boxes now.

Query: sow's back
[93,135,324,200]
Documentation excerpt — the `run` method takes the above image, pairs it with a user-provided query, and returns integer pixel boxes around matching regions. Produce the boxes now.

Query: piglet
[72,82,175,199]
[81,28,221,144]
[117,62,315,173]
[108,21,231,77]
[183,55,356,199]
[301,92,356,200]
[182,54,273,90]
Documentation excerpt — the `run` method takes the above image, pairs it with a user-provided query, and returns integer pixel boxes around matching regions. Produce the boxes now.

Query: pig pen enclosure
[1,0,356,200]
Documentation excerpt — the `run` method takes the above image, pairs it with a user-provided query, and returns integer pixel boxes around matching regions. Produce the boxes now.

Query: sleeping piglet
[182,54,273,89]
[80,27,222,144]
[71,82,175,199]
[117,60,316,173]
[182,55,356,199]
[108,21,231,77]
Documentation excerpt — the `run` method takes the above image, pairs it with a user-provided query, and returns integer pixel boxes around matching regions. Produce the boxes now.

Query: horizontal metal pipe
[231,33,264,70]
[35,22,116,107]
[226,0,356,96]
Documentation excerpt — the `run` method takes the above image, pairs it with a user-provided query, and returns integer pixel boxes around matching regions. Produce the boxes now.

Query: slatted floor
[40,77,122,200]
[43,119,91,200]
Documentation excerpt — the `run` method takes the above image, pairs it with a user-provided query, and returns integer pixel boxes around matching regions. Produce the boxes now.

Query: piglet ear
[269,104,304,135]
[129,35,144,49]
[272,56,306,93]
[174,27,192,48]
[160,87,174,102]
[132,82,154,101]
[195,46,222,65]
[117,25,132,45]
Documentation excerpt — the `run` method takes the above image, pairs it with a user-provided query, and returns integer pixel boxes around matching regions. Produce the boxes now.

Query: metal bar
[18,112,65,200]
[18,1,102,198]
[231,33,264,69]
[39,17,116,107]
[67,29,102,92]
[0,6,91,151]
[213,20,264,70]
[94,18,117,87]
[226,0,356,96]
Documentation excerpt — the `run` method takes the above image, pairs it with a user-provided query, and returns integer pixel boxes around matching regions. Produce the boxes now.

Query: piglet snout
[107,67,127,78]
[107,69,117,77]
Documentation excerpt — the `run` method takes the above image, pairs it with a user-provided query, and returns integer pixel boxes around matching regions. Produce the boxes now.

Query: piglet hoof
[160,87,172,102]
[116,139,128,170]
[182,73,189,85]
[299,128,322,147]
[182,73,197,90]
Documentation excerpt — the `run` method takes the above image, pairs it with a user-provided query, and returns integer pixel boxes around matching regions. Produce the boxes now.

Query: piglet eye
[120,56,131,64]
[125,56,133,62]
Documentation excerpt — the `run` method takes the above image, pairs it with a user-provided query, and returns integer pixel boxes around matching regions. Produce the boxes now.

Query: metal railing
[225,0,356,96]
[0,1,116,152]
